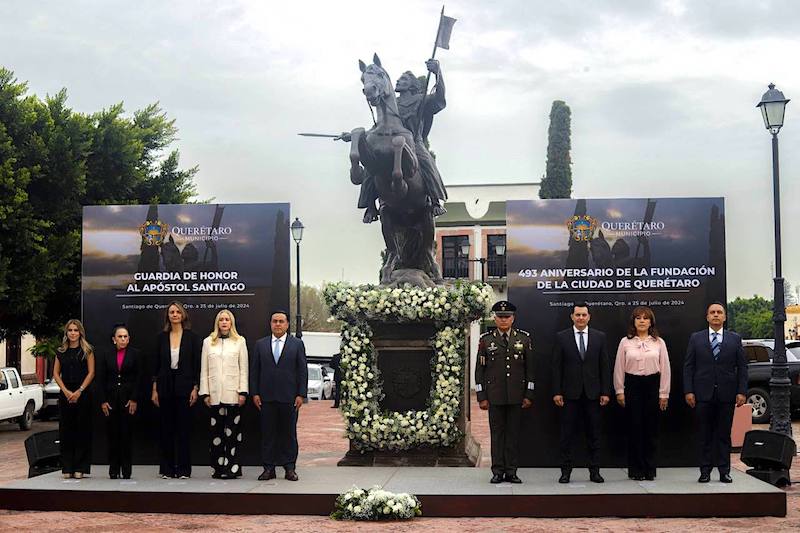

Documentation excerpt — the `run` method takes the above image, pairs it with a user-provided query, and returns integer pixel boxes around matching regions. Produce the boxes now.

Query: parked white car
[0,367,43,430]
[307,363,333,400]
[40,378,61,420]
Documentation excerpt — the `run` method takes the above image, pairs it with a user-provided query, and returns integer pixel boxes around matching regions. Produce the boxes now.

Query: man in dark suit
[251,310,308,481]
[475,300,535,484]
[684,302,747,483]
[552,302,611,484]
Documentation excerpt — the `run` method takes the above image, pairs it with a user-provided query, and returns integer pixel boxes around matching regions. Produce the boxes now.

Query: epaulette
[515,329,530,336]
[480,331,493,338]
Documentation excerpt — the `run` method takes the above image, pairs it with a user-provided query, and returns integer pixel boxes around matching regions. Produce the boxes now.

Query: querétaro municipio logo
[139,220,169,246]
[566,215,598,242]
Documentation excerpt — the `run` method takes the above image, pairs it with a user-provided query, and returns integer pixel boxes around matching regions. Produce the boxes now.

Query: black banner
[507,197,726,467]
[82,203,290,466]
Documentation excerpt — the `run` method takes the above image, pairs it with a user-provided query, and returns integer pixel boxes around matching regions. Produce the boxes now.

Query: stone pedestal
[336,319,480,467]
[323,282,492,468]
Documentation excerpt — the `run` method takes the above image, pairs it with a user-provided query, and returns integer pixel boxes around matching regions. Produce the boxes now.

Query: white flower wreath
[323,281,492,451]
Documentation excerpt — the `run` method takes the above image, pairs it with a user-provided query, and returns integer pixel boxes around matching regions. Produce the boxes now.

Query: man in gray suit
[251,310,308,481]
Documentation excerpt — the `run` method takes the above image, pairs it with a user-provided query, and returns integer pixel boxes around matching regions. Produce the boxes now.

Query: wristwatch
[79,386,85,392]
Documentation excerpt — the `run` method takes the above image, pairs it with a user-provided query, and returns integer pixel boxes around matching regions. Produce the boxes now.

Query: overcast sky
[2,0,799,300]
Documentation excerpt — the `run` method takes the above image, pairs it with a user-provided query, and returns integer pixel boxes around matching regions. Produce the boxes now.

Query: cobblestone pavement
[0,396,797,532]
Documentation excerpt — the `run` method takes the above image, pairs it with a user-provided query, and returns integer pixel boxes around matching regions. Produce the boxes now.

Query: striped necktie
[711,332,721,360]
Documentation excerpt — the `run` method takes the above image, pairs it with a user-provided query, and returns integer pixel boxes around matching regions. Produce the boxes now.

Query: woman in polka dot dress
[199,309,249,479]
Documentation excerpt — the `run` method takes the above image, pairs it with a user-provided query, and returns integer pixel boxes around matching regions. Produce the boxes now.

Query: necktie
[711,332,721,361]
[273,338,282,364]
[578,331,586,361]
[502,333,508,344]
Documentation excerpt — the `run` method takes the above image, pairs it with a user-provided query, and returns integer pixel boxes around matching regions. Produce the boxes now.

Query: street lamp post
[460,240,505,284]
[757,83,791,436]
[291,217,304,339]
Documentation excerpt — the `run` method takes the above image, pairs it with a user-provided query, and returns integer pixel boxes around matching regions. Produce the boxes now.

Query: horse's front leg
[390,136,409,197]
[349,128,366,185]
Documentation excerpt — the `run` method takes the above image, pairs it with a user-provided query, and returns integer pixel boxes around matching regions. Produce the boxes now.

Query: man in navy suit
[251,310,308,481]
[551,302,611,484]
[684,302,747,483]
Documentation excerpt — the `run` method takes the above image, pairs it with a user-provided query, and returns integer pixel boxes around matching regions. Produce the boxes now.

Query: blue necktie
[273,338,282,364]
[578,331,586,361]
[711,332,721,361]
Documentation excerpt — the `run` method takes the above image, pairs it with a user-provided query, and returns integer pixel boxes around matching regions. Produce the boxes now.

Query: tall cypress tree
[539,100,572,199]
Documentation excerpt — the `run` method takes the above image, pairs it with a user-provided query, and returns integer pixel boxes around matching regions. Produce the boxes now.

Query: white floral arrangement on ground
[322,281,493,451]
[331,486,422,520]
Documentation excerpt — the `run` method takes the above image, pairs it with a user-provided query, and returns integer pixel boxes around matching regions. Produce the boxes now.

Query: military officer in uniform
[475,301,535,483]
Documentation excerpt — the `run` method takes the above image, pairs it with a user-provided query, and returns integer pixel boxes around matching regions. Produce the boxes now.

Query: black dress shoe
[589,471,605,483]
[285,470,299,481]
[258,468,276,481]
[505,473,522,484]
[558,471,571,484]
[719,473,733,483]
[212,472,222,479]
[109,474,118,480]
[698,473,711,483]
[644,474,655,481]
[490,473,504,484]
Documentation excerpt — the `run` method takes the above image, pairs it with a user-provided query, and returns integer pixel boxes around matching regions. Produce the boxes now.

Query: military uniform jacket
[475,328,535,405]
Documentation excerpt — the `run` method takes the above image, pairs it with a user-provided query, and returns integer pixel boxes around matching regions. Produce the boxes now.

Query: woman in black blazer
[97,324,144,479]
[151,301,202,479]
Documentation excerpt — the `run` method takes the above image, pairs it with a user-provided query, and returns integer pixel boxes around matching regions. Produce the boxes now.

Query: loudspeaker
[24,429,61,478]
[741,429,796,471]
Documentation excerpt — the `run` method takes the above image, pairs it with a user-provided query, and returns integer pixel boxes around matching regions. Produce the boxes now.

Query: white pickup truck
[0,367,43,430]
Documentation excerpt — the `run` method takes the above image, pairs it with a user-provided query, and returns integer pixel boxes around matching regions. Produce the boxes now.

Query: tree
[0,67,198,342]
[539,100,572,199]
[289,284,342,333]
[727,296,774,339]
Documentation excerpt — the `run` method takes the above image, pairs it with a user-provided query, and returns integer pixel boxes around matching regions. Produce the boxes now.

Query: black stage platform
[0,466,785,518]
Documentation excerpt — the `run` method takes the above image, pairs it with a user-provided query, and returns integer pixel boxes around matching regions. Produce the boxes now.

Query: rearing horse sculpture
[348,54,444,287]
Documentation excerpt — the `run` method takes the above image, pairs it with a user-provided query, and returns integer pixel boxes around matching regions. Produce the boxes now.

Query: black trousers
[488,404,521,476]
[210,404,243,477]
[106,393,134,478]
[696,392,735,475]
[260,401,298,470]
[159,393,193,477]
[59,390,92,475]
[624,373,660,477]
[333,378,341,407]
[560,393,601,471]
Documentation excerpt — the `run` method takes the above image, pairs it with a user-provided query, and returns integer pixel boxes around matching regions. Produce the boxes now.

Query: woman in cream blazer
[199,309,248,479]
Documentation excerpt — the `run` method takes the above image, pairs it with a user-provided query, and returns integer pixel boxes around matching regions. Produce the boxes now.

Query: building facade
[435,182,539,388]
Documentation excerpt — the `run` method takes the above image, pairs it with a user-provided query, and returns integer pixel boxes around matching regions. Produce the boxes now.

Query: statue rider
[347,59,449,223]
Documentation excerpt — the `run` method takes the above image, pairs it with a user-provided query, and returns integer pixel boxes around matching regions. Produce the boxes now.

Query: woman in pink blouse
[613,306,670,481]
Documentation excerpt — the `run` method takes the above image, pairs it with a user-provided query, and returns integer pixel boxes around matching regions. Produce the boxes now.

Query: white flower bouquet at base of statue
[322,281,493,451]
[331,486,422,520]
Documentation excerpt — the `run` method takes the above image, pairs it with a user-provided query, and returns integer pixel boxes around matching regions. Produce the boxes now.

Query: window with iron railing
[487,234,507,278]
[442,235,469,278]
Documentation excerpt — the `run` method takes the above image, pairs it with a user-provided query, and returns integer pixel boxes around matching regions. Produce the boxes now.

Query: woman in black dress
[52,319,95,479]
[97,324,144,479]
[151,301,202,479]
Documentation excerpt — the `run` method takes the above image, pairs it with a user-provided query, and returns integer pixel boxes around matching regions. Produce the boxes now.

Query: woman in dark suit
[52,319,95,479]
[151,301,202,479]
[97,324,144,479]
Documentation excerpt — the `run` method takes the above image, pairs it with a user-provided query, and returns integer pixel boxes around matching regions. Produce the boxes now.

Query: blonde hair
[57,319,94,359]
[209,309,241,344]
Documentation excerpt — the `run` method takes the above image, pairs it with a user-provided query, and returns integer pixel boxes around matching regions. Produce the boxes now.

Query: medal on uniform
[514,353,519,360]
[514,341,523,351]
